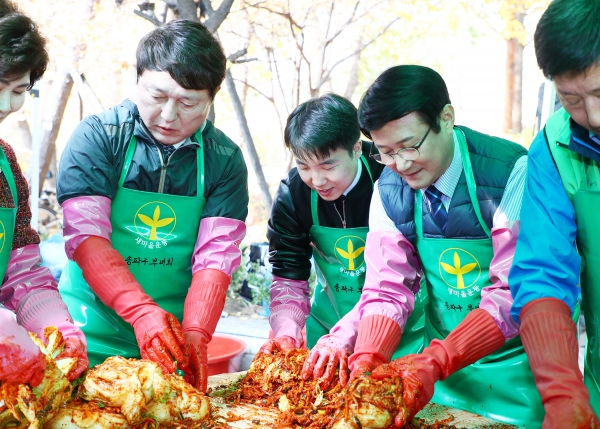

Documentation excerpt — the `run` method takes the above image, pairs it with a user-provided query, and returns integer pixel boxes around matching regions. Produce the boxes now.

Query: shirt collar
[343,157,362,196]
[590,130,600,146]
[432,130,462,198]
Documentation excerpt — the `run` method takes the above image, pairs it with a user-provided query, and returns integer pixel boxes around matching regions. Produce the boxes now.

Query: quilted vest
[378,126,527,243]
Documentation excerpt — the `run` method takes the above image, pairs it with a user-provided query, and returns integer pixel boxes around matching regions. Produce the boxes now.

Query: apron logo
[439,248,481,290]
[134,202,177,241]
[0,220,4,253]
[334,236,365,271]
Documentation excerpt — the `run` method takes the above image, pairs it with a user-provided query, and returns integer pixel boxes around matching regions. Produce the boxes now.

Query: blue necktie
[425,185,448,232]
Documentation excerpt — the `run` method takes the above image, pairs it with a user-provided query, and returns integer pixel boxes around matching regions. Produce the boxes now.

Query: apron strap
[0,146,18,208]
[415,128,491,238]
[310,155,373,227]
[119,130,205,196]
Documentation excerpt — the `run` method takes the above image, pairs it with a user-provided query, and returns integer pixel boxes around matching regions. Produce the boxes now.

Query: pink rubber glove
[301,306,362,389]
[181,268,230,393]
[74,236,185,374]
[0,308,45,386]
[302,335,350,390]
[348,314,402,382]
[259,335,303,354]
[371,309,505,427]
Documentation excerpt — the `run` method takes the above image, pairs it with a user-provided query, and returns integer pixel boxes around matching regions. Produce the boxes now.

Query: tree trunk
[16,117,32,150]
[37,71,74,194]
[511,40,524,133]
[225,69,273,210]
[177,0,197,20]
[344,49,361,100]
[504,38,515,134]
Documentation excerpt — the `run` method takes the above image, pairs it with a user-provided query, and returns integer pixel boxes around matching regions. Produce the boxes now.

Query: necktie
[424,185,448,232]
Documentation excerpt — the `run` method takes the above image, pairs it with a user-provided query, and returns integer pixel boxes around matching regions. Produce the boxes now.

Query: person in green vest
[509,0,600,426]
[260,93,426,389]
[56,20,248,393]
[351,64,546,428]
[0,0,88,384]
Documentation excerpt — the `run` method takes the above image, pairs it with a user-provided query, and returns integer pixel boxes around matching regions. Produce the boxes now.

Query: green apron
[0,146,17,280]
[545,109,600,416]
[415,129,544,428]
[306,156,426,359]
[59,131,206,366]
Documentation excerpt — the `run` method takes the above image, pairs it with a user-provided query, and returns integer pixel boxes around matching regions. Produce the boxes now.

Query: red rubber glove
[0,309,46,386]
[371,309,505,427]
[74,237,185,374]
[56,336,88,381]
[259,335,302,354]
[520,298,599,429]
[348,315,401,383]
[301,334,351,390]
[180,268,230,392]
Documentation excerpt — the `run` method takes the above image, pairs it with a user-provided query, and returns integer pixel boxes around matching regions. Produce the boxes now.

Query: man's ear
[440,104,455,131]
[353,140,363,158]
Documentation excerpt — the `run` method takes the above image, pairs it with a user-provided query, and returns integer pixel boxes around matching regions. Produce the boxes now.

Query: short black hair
[535,0,600,79]
[136,19,226,98]
[358,65,451,139]
[0,0,48,89]
[284,93,361,161]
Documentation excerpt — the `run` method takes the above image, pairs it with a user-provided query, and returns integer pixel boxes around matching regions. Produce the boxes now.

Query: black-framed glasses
[369,126,432,165]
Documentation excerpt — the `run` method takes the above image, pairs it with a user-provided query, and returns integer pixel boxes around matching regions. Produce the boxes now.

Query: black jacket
[57,99,248,222]
[267,142,384,281]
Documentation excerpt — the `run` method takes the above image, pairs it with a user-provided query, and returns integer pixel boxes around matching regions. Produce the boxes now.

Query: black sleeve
[267,178,313,281]
[202,145,249,222]
[57,115,128,204]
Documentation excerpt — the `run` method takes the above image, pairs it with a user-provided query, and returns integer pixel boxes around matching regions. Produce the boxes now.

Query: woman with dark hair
[260,93,426,389]
[0,0,88,385]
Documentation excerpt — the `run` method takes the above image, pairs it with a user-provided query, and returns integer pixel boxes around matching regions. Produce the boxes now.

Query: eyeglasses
[369,126,432,165]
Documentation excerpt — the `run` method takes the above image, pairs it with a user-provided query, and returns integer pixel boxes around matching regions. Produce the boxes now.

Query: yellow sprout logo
[334,236,365,271]
[439,248,481,290]
[134,202,176,241]
[0,220,5,253]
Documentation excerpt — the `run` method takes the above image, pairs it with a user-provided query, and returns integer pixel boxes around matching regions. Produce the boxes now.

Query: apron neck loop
[119,129,205,197]
[0,147,17,208]
[415,128,491,238]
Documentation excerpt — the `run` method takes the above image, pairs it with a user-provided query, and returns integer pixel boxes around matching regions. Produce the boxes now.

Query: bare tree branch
[325,0,359,44]
[228,48,249,62]
[134,9,163,26]
[204,0,235,33]
[321,17,399,85]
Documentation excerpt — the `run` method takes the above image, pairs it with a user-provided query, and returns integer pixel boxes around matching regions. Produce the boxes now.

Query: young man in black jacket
[260,93,425,389]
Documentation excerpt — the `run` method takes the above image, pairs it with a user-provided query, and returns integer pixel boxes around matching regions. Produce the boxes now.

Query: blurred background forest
[3,0,551,244]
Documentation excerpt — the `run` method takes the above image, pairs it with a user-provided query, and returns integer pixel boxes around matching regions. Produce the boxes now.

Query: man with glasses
[347,65,542,428]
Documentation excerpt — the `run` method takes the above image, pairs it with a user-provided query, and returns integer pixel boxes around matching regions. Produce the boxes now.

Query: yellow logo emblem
[334,236,365,271]
[439,248,481,290]
[134,202,176,241]
[0,220,5,253]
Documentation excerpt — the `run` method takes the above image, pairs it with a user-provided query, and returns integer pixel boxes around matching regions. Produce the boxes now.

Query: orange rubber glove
[520,298,599,429]
[259,335,303,354]
[180,268,230,393]
[348,315,402,383]
[74,237,185,374]
[371,309,505,427]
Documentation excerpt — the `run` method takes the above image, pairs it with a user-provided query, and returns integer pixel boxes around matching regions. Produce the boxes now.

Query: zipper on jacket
[157,148,167,194]
[157,148,181,193]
